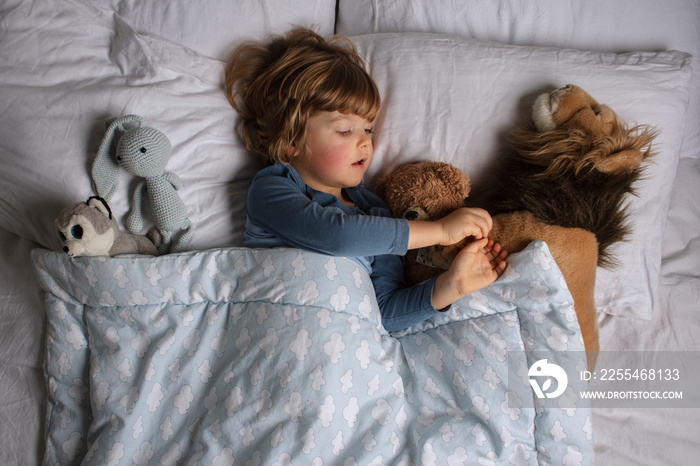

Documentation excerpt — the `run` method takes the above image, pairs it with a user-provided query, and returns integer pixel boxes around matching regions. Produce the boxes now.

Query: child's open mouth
[352,158,367,167]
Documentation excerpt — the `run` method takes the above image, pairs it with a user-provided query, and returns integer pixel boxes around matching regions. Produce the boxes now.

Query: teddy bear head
[374,161,471,222]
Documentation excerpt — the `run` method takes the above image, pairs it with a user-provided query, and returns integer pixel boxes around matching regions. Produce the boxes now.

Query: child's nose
[359,133,372,148]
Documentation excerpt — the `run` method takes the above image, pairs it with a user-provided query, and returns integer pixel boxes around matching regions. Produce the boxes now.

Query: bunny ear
[91,115,143,200]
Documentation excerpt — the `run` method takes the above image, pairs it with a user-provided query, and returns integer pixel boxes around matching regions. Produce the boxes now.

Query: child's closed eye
[336,127,373,136]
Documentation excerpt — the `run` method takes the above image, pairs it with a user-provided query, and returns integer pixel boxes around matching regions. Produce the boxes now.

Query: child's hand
[450,238,508,291]
[431,238,508,310]
[436,207,493,246]
[406,207,491,250]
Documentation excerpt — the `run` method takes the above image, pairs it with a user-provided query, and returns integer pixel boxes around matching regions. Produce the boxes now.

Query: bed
[1,1,698,465]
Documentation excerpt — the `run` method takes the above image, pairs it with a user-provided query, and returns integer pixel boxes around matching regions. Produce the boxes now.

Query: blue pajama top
[243,163,440,331]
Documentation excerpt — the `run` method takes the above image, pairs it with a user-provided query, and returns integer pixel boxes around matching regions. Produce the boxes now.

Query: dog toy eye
[71,225,83,239]
[140,147,147,153]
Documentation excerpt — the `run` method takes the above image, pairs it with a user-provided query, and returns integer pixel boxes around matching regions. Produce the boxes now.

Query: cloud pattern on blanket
[32,243,592,465]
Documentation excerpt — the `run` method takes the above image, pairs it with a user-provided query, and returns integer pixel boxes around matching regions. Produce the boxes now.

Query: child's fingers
[479,209,494,234]
[440,208,493,244]
[467,208,492,238]
[494,259,508,276]
[478,239,508,276]
[463,237,489,253]
[479,239,497,255]
[491,242,508,260]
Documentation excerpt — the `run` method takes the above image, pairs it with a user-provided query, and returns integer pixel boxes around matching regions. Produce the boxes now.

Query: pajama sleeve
[370,253,441,331]
[246,173,410,257]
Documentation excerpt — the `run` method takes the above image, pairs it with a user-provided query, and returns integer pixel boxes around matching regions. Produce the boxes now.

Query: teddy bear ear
[86,196,113,219]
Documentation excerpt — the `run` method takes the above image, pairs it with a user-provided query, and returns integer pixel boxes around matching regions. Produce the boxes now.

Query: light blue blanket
[32,241,593,465]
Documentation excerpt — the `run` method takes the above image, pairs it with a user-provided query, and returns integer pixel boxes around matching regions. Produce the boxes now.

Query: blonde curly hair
[225,27,381,164]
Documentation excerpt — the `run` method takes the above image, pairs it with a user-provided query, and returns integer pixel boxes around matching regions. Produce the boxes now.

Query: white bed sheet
[0,229,45,465]
[1,1,699,464]
[594,162,700,466]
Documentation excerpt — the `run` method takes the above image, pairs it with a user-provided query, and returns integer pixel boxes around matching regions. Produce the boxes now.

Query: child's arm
[249,172,493,255]
[372,237,508,331]
[247,173,409,257]
[371,253,441,331]
[431,238,508,310]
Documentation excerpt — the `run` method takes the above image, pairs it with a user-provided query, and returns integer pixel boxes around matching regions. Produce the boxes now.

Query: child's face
[291,110,374,198]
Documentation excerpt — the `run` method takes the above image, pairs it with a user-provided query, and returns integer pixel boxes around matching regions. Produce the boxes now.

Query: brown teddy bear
[374,161,473,286]
[375,85,657,364]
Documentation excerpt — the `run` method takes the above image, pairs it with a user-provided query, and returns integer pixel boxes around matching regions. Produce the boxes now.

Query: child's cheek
[320,143,352,170]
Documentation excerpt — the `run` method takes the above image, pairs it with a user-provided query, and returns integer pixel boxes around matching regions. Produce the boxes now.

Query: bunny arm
[165,171,181,190]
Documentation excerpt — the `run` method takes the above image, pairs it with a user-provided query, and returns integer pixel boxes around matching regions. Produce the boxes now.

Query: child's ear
[287,132,307,159]
[287,141,306,159]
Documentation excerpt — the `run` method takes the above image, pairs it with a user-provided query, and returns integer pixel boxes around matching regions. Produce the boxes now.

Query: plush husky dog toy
[55,196,158,257]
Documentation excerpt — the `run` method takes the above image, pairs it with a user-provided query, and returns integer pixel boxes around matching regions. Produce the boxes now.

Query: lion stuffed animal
[375,85,657,367]
[486,84,657,268]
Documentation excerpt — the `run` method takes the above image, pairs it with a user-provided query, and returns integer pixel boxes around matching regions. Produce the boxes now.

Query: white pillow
[98,0,336,60]
[337,0,700,161]
[350,33,692,321]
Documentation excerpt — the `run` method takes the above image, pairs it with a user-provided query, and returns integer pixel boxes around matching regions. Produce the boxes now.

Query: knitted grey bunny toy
[91,115,193,254]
